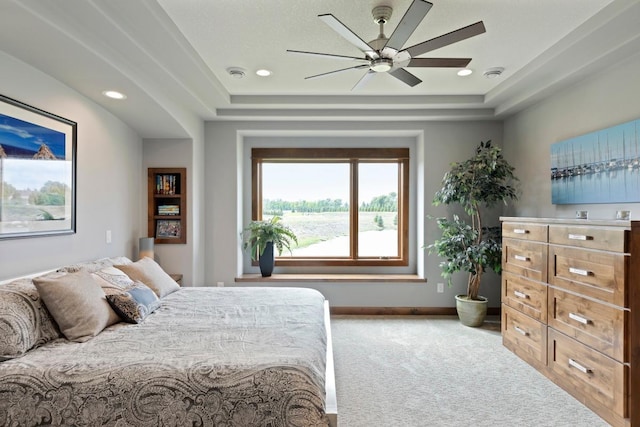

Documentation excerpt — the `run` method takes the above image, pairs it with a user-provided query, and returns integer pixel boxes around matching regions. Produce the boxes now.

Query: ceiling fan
[287,0,486,89]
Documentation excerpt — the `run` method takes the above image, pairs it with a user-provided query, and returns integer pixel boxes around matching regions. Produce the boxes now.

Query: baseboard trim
[330,306,501,316]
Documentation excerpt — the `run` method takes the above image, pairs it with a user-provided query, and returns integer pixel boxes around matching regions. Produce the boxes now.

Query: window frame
[251,147,409,267]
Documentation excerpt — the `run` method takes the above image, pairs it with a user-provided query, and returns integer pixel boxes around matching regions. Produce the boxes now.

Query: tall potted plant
[427,141,518,326]
[241,216,298,277]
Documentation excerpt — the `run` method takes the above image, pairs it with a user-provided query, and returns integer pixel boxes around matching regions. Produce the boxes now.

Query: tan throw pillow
[114,257,180,298]
[33,270,120,342]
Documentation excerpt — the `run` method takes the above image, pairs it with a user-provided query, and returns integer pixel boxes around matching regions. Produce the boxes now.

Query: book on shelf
[158,205,180,215]
[155,174,179,195]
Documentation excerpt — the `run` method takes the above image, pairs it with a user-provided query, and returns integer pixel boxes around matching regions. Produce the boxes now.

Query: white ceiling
[1,0,639,138]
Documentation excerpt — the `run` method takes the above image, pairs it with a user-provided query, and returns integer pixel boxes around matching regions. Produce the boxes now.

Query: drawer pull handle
[514,290,529,299]
[568,234,592,241]
[568,358,592,374]
[569,312,591,325]
[514,326,529,336]
[514,255,529,262]
[568,267,591,276]
[513,229,529,234]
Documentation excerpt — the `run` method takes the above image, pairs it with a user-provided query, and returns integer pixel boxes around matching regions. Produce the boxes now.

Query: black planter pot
[259,242,275,277]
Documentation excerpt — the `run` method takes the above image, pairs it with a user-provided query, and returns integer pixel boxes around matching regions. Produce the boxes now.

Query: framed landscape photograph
[0,95,77,239]
[156,219,181,239]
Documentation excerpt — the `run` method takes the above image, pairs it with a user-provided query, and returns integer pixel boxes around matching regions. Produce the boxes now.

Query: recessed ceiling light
[457,68,473,77]
[102,90,127,100]
[256,69,272,77]
[227,67,246,79]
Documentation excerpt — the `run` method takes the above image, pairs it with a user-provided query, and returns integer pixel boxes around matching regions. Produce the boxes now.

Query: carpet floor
[330,315,610,427]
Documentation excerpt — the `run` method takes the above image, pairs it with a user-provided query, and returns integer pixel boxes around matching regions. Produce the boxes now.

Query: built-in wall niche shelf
[147,168,187,244]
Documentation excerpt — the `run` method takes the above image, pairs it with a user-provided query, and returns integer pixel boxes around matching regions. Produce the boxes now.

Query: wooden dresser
[500,217,639,427]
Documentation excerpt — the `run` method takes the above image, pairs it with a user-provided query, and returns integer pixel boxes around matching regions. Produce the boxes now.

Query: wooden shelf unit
[500,217,639,427]
[147,168,187,244]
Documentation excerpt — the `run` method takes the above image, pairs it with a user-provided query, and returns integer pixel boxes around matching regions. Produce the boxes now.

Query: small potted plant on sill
[241,216,298,277]
[426,140,518,326]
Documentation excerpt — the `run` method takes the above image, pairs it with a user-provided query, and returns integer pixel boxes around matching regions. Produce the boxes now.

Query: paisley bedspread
[0,287,329,426]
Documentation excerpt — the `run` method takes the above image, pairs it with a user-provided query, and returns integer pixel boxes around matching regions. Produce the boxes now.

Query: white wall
[504,52,640,219]
[205,120,505,308]
[0,52,142,280]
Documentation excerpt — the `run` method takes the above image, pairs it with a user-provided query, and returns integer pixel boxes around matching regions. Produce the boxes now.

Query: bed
[0,257,338,426]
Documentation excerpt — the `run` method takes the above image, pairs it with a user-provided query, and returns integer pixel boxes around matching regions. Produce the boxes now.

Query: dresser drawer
[502,222,548,242]
[502,271,547,322]
[548,329,627,420]
[549,225,627,252]
[502,238,548,282]
[549,245,627,307]
[502,304,547,368]
[548,287,627,362]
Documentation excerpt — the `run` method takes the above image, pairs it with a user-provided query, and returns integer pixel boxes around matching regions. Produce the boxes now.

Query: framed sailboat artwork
[0,94,77,239]
[550,117,640,204]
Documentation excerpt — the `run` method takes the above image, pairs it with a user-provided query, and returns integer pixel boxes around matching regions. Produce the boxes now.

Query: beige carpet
[330,315,609,427]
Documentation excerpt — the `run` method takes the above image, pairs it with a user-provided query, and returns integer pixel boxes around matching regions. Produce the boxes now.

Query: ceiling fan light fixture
[370,58,393,73]
[457,68,473,77]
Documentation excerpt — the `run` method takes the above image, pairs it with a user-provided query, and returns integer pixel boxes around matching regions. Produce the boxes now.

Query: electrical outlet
[437,282,444,293]
[216,281,224,287]
[106,230,112,244]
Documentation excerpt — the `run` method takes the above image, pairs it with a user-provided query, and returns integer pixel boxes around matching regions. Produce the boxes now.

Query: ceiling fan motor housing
[372,6,393,24]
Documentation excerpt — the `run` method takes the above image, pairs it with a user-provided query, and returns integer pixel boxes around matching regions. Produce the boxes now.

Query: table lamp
[139,237,155,260]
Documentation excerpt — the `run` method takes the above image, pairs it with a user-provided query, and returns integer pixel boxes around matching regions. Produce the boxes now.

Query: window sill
[235,274,426,283]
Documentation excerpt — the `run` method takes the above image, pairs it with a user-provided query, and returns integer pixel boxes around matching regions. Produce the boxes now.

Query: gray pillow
[115,257,180,298]
[33,270,120,342]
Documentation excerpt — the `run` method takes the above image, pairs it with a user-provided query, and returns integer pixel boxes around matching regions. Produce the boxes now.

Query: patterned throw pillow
[106,282,160,324]
[57,256,133,274]
[92,267,136,296]
[0,277,62,360]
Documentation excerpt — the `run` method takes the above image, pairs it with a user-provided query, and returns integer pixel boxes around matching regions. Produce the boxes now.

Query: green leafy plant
[241,216,298,261]
[427,140,518,301]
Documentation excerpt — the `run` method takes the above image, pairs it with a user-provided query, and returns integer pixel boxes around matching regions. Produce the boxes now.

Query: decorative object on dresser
[147,167,186,244]
[427,141,518,326]
[500,217,639,427]
[241,216,298,277]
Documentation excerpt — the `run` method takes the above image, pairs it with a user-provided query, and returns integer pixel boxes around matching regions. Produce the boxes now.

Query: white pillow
[115,257,180,298]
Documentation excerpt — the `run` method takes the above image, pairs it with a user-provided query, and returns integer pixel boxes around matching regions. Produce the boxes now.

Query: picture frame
[551,117,640,204]
[0,94,77,239]
[156,219,181,239]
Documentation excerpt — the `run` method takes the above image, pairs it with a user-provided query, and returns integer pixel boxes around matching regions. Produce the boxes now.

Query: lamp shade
[139,237,155,260]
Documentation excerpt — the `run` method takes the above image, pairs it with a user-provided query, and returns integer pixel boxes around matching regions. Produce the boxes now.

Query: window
[251,147,409,266]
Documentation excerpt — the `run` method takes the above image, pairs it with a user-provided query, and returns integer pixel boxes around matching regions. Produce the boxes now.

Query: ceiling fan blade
[305,64,370,80]
[352,70,376,90]
[384,0,433,51]
[389,68,422,87]
[404,21,486,58]
[286,49,369,62]
[408,58,471,67]
[318,14,379,59]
